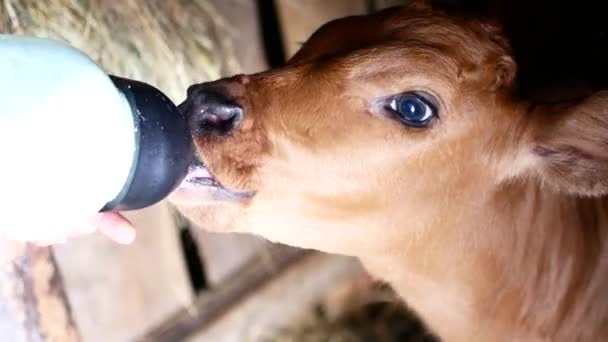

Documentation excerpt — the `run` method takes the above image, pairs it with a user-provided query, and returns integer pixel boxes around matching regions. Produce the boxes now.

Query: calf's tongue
[186,164,212,180]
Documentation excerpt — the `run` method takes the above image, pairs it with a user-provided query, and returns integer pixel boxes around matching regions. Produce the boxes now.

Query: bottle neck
[100,76,193,212]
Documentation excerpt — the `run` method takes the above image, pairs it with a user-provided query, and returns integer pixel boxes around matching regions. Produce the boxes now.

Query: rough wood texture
[191,229,274,285]
[139,244,309,341]
[185,254,365,342]
[275,0,369,57]
[53,201,192,342]
[0,240,79,342]
[211,0,269,74]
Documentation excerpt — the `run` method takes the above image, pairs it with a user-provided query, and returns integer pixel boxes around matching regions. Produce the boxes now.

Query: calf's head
[170,2,608,258]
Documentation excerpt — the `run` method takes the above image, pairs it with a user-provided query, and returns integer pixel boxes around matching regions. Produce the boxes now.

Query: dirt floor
[265,279,438,342]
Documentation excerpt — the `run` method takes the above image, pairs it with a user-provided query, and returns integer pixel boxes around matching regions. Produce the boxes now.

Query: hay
[0,0,240,102]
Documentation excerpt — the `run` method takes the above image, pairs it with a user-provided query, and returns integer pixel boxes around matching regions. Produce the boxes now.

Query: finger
[97,212,136,245]
[67,213,104,238]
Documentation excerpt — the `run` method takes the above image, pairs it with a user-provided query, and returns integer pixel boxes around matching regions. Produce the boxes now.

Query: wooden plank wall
[0,241,79,342]
[186,254,365,342]
[53,202,193,342]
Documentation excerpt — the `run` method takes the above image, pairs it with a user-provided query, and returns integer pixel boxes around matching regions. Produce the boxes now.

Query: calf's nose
[179,82,243,137]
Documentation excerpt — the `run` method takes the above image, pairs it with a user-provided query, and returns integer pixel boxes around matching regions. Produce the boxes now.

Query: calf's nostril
[204,102,242,122]
[190,101,243,136]
[181,82,244,136]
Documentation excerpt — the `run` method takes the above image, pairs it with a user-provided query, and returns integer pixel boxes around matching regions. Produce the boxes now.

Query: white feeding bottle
[0,35,193,242]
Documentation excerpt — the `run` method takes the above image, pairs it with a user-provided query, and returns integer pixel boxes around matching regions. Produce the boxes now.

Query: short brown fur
[172,3,608,341]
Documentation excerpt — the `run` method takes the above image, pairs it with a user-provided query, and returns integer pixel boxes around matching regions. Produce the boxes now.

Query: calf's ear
[532,91,608,196]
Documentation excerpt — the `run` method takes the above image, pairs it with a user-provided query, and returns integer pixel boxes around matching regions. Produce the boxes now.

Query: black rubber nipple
[100,76,193,212]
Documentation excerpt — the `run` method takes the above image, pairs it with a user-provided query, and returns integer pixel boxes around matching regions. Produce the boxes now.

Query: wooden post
[0,239,79,342]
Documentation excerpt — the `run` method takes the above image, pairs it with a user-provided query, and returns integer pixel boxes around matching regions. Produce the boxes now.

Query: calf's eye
[388,93,437,128]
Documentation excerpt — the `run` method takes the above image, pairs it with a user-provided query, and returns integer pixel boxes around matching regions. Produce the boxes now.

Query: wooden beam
[0,240,79,342]
[186,254,365,342]
[138,245,310,342]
